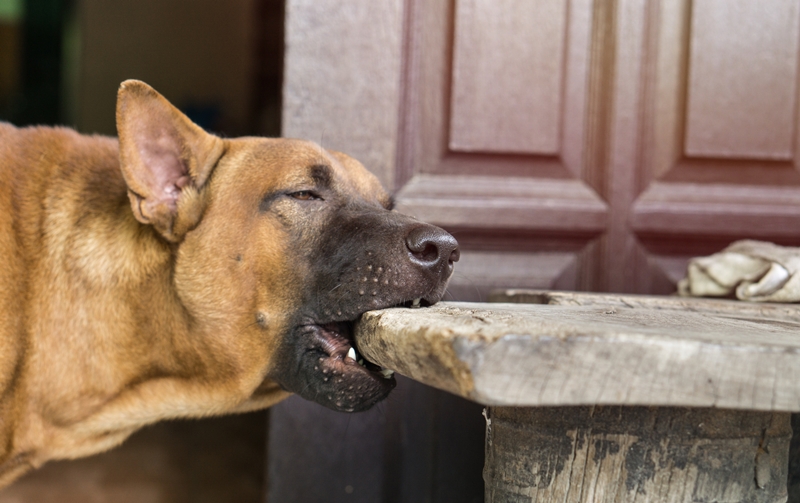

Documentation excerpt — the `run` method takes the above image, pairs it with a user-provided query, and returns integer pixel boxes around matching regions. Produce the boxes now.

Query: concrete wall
[281,0,404,190]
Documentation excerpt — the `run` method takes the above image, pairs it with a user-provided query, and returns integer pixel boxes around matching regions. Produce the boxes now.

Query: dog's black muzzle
[271,204,459,412]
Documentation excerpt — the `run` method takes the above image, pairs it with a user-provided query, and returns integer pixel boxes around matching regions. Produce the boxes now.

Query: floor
[0,411,268,503]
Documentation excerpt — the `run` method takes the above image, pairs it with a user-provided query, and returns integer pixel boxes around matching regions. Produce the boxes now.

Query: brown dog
[0,80,458,486]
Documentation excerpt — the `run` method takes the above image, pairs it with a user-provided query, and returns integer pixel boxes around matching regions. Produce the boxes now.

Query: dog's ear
[116,80,225,242]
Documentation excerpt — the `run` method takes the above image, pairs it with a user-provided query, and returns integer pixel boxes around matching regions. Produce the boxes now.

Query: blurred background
[0,0,283,137]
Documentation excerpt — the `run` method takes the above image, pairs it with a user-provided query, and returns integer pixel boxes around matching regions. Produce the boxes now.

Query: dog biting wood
[0,80,458,487]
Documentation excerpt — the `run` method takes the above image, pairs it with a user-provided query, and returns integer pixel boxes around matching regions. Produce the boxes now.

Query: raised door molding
[398,0,597,180]
[632,182,800,239]
[396,175,607,232]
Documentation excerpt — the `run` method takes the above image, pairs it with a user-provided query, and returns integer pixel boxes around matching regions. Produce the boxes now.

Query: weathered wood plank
[484,406,791,503]
[490,288,800,319]
[354,296,800,411]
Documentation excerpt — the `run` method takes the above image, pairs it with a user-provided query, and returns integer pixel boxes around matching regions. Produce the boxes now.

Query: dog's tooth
[358,359,365,366]
[347,347,356,361]
[380,369,395,379]
[412,298,421,308]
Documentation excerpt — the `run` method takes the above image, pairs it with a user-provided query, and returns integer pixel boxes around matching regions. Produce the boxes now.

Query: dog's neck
[7,128,284,468]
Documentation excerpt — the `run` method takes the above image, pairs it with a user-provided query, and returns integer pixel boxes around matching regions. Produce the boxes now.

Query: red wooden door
[395,0,800,301]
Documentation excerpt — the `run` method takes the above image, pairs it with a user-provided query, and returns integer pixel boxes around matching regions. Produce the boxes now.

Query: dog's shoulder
[0,123,125,254]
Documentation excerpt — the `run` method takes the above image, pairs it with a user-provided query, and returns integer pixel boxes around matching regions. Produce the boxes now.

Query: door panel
[405,0,596,180]
[685,0,800,159]
[450,0,567,154]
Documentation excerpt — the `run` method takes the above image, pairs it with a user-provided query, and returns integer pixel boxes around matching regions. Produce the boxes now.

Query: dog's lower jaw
[272,323,395,413]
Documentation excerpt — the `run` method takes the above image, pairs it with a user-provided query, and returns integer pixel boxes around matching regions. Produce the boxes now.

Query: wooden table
[354,290,800,503]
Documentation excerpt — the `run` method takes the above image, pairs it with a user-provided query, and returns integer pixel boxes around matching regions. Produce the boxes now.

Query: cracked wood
[354,293,800,410]
[484,406,790,503]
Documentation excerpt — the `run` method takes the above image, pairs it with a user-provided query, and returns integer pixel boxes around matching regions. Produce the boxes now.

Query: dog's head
[116,80,458,412]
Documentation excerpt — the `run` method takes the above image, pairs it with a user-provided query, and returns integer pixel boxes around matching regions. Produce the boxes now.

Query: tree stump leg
[484,406,791,503]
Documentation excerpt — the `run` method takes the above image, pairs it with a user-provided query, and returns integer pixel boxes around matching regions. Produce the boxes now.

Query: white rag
[678,240,800,302]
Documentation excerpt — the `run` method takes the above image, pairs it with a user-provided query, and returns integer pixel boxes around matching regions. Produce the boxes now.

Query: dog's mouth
[315,296,434,365]
[293,297,434,412]
[296,319,393,413]
[313,320,392,378]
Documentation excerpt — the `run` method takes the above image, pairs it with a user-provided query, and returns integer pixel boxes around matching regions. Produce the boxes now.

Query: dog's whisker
[298,381,315,397]
[450,271,484,302]
[341,413,354,447]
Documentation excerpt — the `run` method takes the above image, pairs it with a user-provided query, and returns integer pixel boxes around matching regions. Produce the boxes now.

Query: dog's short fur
[0,80,458,486]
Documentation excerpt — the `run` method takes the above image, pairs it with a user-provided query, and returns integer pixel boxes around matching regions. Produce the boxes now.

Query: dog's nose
[405,225,460,273]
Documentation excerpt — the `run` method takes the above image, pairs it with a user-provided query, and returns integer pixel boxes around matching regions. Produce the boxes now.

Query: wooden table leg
[483,406,791,503]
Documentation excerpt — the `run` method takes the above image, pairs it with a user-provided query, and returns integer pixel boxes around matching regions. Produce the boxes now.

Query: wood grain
[355,296,800,410]
[484,406,791,503]
[491,288,800,318]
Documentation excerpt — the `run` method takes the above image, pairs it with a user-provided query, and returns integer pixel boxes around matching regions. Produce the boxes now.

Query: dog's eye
[289,190,322,201]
